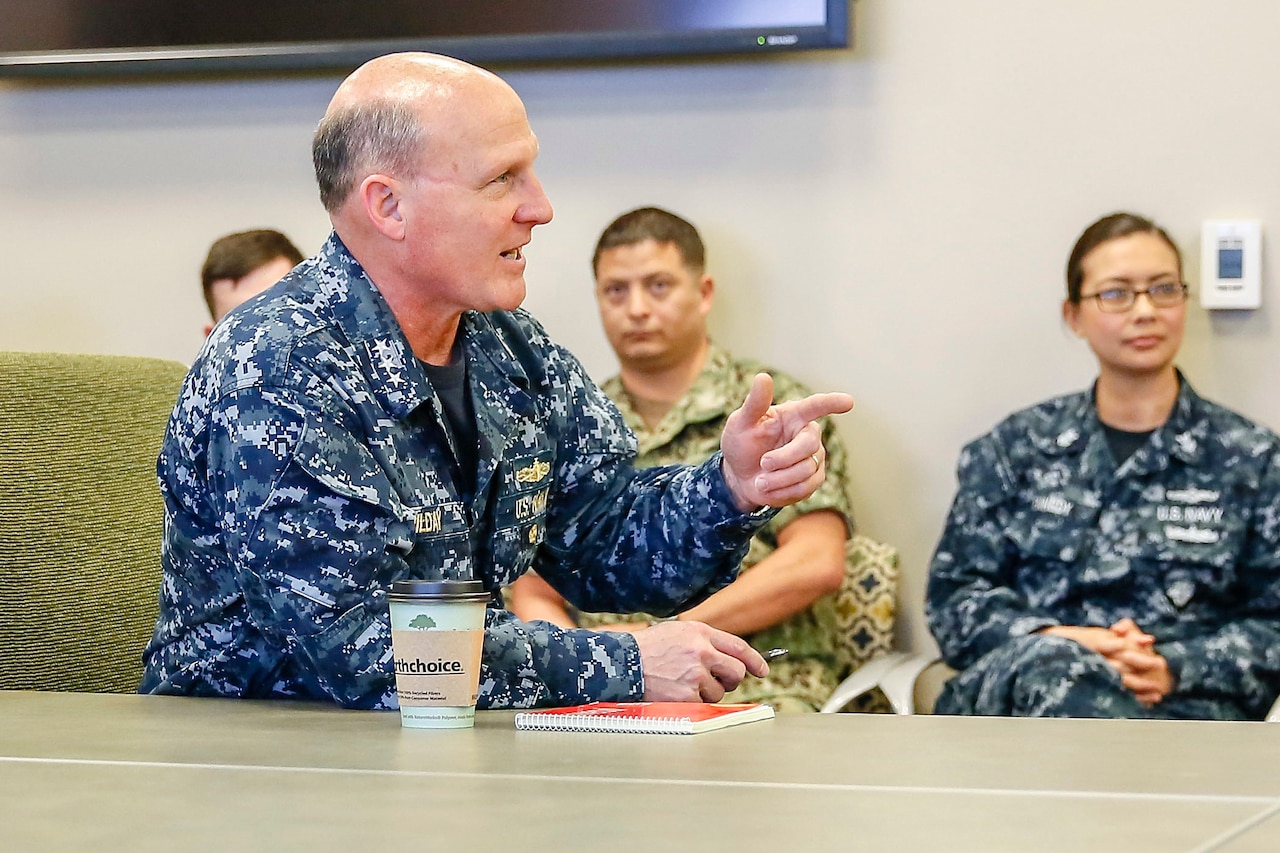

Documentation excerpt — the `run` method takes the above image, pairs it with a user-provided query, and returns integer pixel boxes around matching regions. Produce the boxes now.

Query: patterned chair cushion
[829,533,899,677]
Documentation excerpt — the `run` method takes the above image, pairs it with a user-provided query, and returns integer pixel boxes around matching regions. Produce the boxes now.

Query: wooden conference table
[1,691,1278,852]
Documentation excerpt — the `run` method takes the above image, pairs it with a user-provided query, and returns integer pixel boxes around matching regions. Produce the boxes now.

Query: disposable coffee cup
[388,579,489,729]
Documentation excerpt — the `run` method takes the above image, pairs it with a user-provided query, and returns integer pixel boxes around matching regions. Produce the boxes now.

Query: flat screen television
[0,1,851,77]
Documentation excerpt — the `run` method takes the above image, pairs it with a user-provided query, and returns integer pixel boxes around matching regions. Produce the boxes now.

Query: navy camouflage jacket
[141,234,768,709]
[927,377,1280,717]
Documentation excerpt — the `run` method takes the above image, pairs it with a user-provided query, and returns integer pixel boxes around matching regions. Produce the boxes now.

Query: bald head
[308,51,551,343]
[312,52,514,213]
[326,53,488,115]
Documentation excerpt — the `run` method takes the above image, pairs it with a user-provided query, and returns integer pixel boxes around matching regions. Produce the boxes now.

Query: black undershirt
[420,350,478,501]
[1101,423,1153,468]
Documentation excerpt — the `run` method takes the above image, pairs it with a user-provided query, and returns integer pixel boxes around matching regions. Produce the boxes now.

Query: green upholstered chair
[0,351,188,693]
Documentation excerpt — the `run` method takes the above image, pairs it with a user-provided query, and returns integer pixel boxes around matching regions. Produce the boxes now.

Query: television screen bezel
[0,1,851,78]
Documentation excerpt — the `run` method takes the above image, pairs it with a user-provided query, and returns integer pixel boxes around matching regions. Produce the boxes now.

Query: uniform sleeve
[530,340,776,619]
[1157,450,1280,718]
[926,435,1060,670]
[479,610,644,708]
[538,449,773,617]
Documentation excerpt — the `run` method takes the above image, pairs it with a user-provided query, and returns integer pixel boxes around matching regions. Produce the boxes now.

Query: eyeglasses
[1082,281,1189,313]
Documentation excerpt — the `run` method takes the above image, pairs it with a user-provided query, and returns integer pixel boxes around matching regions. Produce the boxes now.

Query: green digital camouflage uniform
[577,344,856,712]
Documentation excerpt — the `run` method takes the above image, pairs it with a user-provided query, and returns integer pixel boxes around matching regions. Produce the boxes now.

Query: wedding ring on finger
[811,453,821,473]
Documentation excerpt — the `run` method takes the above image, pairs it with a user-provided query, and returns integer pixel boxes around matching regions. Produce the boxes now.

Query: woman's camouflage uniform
[927,377,1280,719]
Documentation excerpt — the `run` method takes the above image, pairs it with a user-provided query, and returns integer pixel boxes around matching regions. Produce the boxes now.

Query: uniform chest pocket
[1006,489,1095,609]
[493,453,554,521]
[292,423,475,579]
[490,453,553,579]
[1133,503,1245,609]
[395,501,472,578]
[1007,488,1094,563]
[294,424,401,513]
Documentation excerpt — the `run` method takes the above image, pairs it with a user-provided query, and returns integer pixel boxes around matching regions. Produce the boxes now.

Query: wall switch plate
[1200,220,1262,309]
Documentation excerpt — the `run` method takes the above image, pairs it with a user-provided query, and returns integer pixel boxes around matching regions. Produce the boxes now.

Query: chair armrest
[819,652,943,715]
[878,652,942,715]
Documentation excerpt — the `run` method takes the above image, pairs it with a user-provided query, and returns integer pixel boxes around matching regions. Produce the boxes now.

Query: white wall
[3,0,1278,654]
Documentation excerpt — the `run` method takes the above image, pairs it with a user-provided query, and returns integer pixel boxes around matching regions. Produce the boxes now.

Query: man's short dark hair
[201,229,304,318]
[592,207,706,276]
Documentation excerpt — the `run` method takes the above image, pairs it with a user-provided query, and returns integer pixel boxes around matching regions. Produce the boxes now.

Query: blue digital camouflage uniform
[577,344,858,712]
[927,376,1280,719]
[140,233,774,710]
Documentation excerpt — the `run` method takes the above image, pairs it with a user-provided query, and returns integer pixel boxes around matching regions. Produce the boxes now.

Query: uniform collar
[316,234,537,421]
[313,234,434,419]
[1036,370,1206,474]
[459,311,542,506]
[1153,371,1208,467]
[319,233,540,507]
[677,342,737,424]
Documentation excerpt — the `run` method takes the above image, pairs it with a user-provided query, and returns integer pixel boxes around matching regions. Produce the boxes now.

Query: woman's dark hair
[1065,212,1181,303]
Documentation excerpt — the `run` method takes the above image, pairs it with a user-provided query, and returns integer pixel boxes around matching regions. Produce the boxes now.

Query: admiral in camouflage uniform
[927,378,1280,719]
[576,343,856,712]
[140,234,775,709]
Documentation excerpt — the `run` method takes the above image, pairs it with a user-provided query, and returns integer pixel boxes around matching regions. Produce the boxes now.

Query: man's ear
[359,174,406,241]
[699,273,715,316]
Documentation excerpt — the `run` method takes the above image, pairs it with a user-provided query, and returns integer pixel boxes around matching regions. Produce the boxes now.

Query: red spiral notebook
[513,701,774,735]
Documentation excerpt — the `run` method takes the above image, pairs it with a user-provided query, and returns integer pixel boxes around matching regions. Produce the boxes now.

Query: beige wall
[2,0,1277,654]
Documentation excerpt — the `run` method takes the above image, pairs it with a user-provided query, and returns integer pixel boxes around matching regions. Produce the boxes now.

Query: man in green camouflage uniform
[508,207,860,712]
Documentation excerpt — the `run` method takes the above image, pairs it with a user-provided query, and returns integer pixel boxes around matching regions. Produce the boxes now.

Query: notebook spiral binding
[514,712,694,734]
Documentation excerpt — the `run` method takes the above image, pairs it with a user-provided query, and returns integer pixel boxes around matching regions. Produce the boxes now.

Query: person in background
[926,211,1280,719]
[200,228,304,336]
[507,206,856,712]
[141,53,854,711]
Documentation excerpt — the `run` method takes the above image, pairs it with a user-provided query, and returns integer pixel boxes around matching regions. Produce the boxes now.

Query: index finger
[708,627,768,677]
[1112,647,1161,669]
[1090,633,1127,656]
[776,392,855,424]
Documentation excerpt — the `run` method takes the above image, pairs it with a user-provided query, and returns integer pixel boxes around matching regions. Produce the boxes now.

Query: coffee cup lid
[389,579,488,598]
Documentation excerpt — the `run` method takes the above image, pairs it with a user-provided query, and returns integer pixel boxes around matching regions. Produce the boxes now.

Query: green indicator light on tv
[757,36,766,46]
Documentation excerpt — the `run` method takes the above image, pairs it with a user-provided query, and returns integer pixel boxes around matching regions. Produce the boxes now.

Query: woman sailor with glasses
[926,212,1280,720]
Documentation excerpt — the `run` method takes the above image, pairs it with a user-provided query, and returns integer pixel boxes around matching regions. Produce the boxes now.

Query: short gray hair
[312,99,425,212]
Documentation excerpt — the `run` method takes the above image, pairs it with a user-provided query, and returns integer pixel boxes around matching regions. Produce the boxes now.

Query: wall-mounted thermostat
[1200,220,1262,310]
